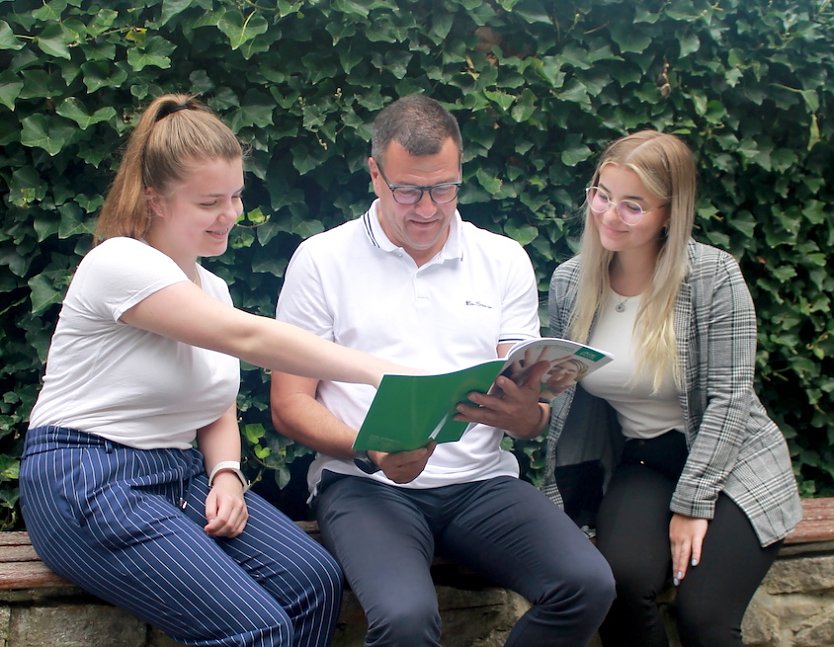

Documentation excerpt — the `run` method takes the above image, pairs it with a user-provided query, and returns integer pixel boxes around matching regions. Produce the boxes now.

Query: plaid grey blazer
[542,239,802,547]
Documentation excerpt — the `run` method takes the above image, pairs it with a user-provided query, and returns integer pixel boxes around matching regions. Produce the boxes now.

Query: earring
[659,226,669,239]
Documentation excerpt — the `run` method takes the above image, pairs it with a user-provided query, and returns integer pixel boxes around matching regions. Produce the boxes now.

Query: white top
[276,200,541,492]
[581,290,685,439]
[29,237,240,449]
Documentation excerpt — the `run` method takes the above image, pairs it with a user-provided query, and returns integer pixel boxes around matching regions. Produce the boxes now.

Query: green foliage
[1,0,832,526]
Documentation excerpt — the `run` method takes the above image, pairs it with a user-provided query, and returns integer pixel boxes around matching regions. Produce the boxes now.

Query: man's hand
[454,360,550,439]
[370,443,436,484]
[204,472,249,538]
[669,513,709,585]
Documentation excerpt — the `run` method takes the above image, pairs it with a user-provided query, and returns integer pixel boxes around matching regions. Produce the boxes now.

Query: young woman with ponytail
[20,94,406,647]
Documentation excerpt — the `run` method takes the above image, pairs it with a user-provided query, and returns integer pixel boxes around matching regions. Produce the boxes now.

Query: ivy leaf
[0,20,24,51]
[80,60,129,92]
[504,222,538,246]
[35,22,72,60]
[0,455,19,481]
[561,143,593,167]
[429,13,454,43]
[484,89,515,112]
[772,84,820,112]
[558,79,591,107]
[28,273,65,314]
[160,0,195,26]
[513,1,552,24]
[0,73,23,110]
[9,165,46,207]
[539,55,566,87]
[20,114,76,156]
[55,98,116,130]
[254,444,271,460]
[217,9,269,50]
[32,0,68,21]
[243,423,266,444]
[87,8,118,36]
[475,167,503,194]
[126,36,175,71]
[275,465,290,489]
[609,23,652,54]
[559,44,592,70]
[235,100,275,129]
[679,32,700,57]
[332,0,372,19]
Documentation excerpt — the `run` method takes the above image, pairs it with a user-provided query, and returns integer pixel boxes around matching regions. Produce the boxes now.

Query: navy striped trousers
[19,426,343,647]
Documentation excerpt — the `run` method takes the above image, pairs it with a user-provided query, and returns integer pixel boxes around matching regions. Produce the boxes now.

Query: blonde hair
[94,94,242,244]
[569,130,696,389]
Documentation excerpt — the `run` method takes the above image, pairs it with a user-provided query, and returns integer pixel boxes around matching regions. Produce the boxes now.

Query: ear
[367,157,383,197]
[144,186,166,219]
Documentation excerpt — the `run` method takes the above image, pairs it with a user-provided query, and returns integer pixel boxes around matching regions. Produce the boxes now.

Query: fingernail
[676,570,683,580]
[673,577,680,586]
[691,558,698,567]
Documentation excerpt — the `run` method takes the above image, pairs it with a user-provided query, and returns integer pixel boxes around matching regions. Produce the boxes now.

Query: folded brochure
[353,337,613,452]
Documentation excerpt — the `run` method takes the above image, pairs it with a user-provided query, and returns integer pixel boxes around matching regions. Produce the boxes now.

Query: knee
[541,551,616,616]
[572,557,616,613]
[606,553,665,603]
[365,595,441,646]
[319,551,346,595]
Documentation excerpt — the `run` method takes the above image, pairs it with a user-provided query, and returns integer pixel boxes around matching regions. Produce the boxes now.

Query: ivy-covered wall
[1,0,832,528]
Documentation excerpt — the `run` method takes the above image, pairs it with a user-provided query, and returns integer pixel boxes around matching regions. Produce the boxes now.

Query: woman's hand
[204,472,249,538]
[669,513,709,585]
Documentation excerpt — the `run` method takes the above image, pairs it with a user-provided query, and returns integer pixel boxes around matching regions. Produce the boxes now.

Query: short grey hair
[371,95,463,167]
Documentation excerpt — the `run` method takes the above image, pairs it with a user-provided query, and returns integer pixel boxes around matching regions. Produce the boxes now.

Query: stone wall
[1,543,832,646]
[742,542,834,647]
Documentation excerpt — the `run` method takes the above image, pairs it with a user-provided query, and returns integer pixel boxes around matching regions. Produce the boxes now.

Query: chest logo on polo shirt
[465,300,493,309]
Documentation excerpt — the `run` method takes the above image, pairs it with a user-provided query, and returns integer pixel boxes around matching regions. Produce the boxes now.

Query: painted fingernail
[673,577,680,586]
[691,558,698,567]
[676,570,683,580]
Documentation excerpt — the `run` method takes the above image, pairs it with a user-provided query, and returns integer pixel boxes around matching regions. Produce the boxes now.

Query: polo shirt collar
[362,200,464,263]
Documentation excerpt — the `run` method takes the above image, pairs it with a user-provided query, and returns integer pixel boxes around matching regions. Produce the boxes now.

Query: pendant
[615,301,627,313]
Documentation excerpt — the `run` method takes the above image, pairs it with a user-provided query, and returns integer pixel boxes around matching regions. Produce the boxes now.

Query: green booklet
[353,337,613,452]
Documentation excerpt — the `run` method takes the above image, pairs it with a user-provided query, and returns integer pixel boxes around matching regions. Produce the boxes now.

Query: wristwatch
[208,460,251,492]
[353,450,381,474]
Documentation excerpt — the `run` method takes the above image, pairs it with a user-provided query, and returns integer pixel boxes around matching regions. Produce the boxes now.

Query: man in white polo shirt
[270,95,614,647]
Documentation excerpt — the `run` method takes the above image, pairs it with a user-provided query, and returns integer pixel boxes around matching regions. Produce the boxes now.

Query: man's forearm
[271,391,358,458]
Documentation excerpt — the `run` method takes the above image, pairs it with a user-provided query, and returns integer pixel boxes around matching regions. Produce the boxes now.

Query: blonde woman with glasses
[542,130,801,647]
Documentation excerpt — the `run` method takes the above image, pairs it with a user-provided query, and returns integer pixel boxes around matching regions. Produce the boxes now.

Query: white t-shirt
[276,201,542,492]
[28,237,240,449]
[581,290,685,439]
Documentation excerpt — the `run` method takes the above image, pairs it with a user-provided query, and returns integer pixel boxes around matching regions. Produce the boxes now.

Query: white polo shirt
[276,200,541,492]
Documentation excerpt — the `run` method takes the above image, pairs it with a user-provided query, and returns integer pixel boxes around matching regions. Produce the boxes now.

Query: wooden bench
[0,520,491,593]
[2,498,833,593]
[780,497,834,544]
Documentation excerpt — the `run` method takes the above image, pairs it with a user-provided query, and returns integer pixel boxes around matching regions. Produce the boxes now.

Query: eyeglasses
[586,186,665,226]
[376,163,462,205]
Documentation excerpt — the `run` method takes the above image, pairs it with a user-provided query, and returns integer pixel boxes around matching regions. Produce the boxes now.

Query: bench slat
[0,561,71,589]
[795,497,834,520]
[0,531,34,548]
[783,498,834,545]
[0,545,40,563]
